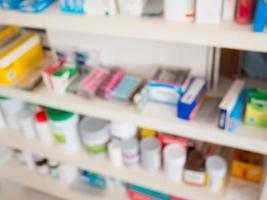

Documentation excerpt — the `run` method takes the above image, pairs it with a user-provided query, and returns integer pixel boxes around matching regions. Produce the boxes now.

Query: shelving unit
[1,2,267,200]
[0,84,266,155]
[0,158,127,200]
[0,2,267,52]
[0,130,262,200]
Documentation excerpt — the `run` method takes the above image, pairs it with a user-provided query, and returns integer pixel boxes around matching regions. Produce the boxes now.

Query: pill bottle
[79,117,110,154]
[163,143,186,182]
[184,150,206,186]
[47,108,80,153]
[0,97,25,129]
[35,110,54,145]
[108,140,123,167]
[140,137,161,172]
[122,138,139,167]
[206,155,227,191]
[17,108,36,139]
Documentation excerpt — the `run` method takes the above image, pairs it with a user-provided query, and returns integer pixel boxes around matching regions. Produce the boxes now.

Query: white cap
[206,156,227,178]
[110,121,138,140]
[163,143,186,167]
[80,117,110,146]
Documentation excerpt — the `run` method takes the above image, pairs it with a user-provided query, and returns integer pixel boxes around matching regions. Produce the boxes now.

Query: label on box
[184,169,206,185]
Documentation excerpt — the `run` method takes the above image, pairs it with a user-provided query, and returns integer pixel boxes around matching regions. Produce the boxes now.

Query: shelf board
[0,131,223,200]
[0,159,127,200]
[0,84,267,155]
[0,2,266,52]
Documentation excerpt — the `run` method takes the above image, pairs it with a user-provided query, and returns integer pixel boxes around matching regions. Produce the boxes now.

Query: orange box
[231,150,263,183]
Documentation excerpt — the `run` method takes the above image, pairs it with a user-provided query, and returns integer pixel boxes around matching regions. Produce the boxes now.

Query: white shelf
[0,130,223,200]
[0,84,267,155]
[0,2,267,52]
[0,158,127,200]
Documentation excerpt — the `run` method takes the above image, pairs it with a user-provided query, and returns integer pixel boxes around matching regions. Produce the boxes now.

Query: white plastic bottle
[0,97,25,129]
[34,110,54,145]
[17,108,36,140]
[47,108,80,152]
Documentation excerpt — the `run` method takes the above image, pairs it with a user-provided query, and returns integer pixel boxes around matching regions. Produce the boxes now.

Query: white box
[164,0,195,22]
[196,0,223,24]
[222,0,237,21]
[118,0,148,16]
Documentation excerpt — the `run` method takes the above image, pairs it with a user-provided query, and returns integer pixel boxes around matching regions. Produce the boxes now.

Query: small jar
[184,150,206,186]
[47,108,80,153]
[122,138,139,167]
[79,117,110,154]
[140,137,161,172]
[110,121,138,141]
[206,156,227,191]
[17,108,36,140]
[34,155,49,175]
[34,110,54,145]
[163,143,186,182]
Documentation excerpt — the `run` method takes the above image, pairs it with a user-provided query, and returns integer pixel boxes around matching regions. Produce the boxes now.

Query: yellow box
[0,33,44,86]
[139,128,157,139]
[231,150,263,183]
[0,26,19,43]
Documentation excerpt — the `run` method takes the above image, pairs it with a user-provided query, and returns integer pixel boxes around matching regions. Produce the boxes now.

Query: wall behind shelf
[47,30,210,78]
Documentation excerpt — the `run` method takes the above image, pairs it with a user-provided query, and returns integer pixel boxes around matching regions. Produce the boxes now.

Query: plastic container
[79,117,110,154]
[163,143,186,182]
[122,138,139,167]
[34,110,54,145]
[110,121,138,141]
[108,140,123,168]
[140,137,161,172]
[17,108,36,139]
[0,97,25,129]
[206,156,227,191]
[47,108,80,152]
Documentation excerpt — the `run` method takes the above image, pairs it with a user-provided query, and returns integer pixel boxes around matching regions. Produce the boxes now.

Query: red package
[158,133,188,149]
[236,0,255,24]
